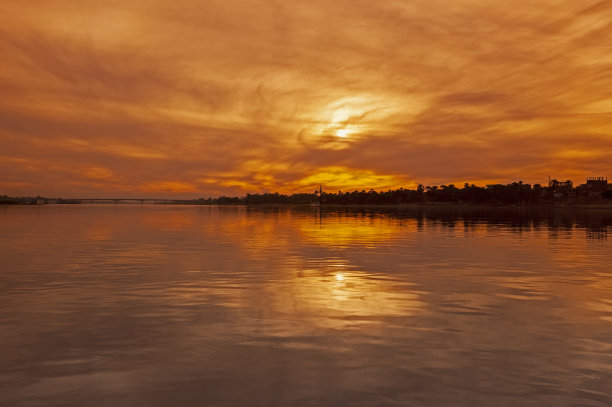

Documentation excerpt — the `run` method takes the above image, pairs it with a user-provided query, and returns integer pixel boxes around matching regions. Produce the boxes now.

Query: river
[1,205,611,406]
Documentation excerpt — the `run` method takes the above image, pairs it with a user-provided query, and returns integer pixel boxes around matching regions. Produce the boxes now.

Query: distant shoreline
[3,177,610,207]
[319,202,612,209]
[239,202,612,211]
[4,201,612,210]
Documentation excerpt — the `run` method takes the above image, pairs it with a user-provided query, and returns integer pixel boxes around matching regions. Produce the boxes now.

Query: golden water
[1,205,611,406]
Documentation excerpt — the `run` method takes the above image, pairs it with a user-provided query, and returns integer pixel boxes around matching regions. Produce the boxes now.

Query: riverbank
[240,201,612,210]
[3,200,611,210]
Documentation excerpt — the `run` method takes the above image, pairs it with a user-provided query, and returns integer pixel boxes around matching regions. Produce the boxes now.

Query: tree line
[196,181,611,206]
[3,179,610,206]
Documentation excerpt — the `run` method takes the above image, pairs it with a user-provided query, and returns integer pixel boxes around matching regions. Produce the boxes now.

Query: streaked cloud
[1,0,612,197]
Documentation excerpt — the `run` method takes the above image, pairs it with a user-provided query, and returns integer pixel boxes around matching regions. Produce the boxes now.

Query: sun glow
[330,105,358,139]
[336,128,351,138]
[295,95,413,150]
[331,108,351,123]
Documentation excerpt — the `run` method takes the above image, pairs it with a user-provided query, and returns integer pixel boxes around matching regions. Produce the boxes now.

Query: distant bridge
[58,199,197,205]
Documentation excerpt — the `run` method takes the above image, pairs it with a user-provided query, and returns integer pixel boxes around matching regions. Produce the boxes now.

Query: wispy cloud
[1,0,612,197]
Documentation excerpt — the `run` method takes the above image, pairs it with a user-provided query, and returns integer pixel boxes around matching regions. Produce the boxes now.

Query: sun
[336,128,351,138]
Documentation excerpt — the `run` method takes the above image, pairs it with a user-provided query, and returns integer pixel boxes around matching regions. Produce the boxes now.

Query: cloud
[1,0,612,197]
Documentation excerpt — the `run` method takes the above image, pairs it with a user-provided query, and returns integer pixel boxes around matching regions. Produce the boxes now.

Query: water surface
[1,205,611,406]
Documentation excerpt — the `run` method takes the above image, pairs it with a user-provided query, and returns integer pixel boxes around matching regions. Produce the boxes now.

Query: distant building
[578,176,608,197]
[547,179,573,198]
[585,176,607,191]
[548,179,573,189]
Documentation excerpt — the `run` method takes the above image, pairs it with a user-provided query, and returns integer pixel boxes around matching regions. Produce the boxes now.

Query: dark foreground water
[1,205,611,406]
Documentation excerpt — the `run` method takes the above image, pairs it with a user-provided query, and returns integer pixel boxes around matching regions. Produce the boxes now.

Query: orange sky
[1,0,612,197]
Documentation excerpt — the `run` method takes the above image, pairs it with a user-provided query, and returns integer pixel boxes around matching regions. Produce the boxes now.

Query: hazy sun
[336,128,351,138]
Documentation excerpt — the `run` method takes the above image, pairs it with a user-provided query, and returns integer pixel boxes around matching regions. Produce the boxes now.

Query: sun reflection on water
[278,260,425,329]
[299,215,417,248]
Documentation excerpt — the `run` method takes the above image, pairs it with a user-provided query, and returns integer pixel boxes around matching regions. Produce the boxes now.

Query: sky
[1,0,612,198]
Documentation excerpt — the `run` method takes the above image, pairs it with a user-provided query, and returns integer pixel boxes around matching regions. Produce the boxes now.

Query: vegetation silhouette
[2,178,610,206]
[194,179,611,206]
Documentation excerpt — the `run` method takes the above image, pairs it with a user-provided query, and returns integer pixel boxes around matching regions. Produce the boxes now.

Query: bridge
[54,198,199,205]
